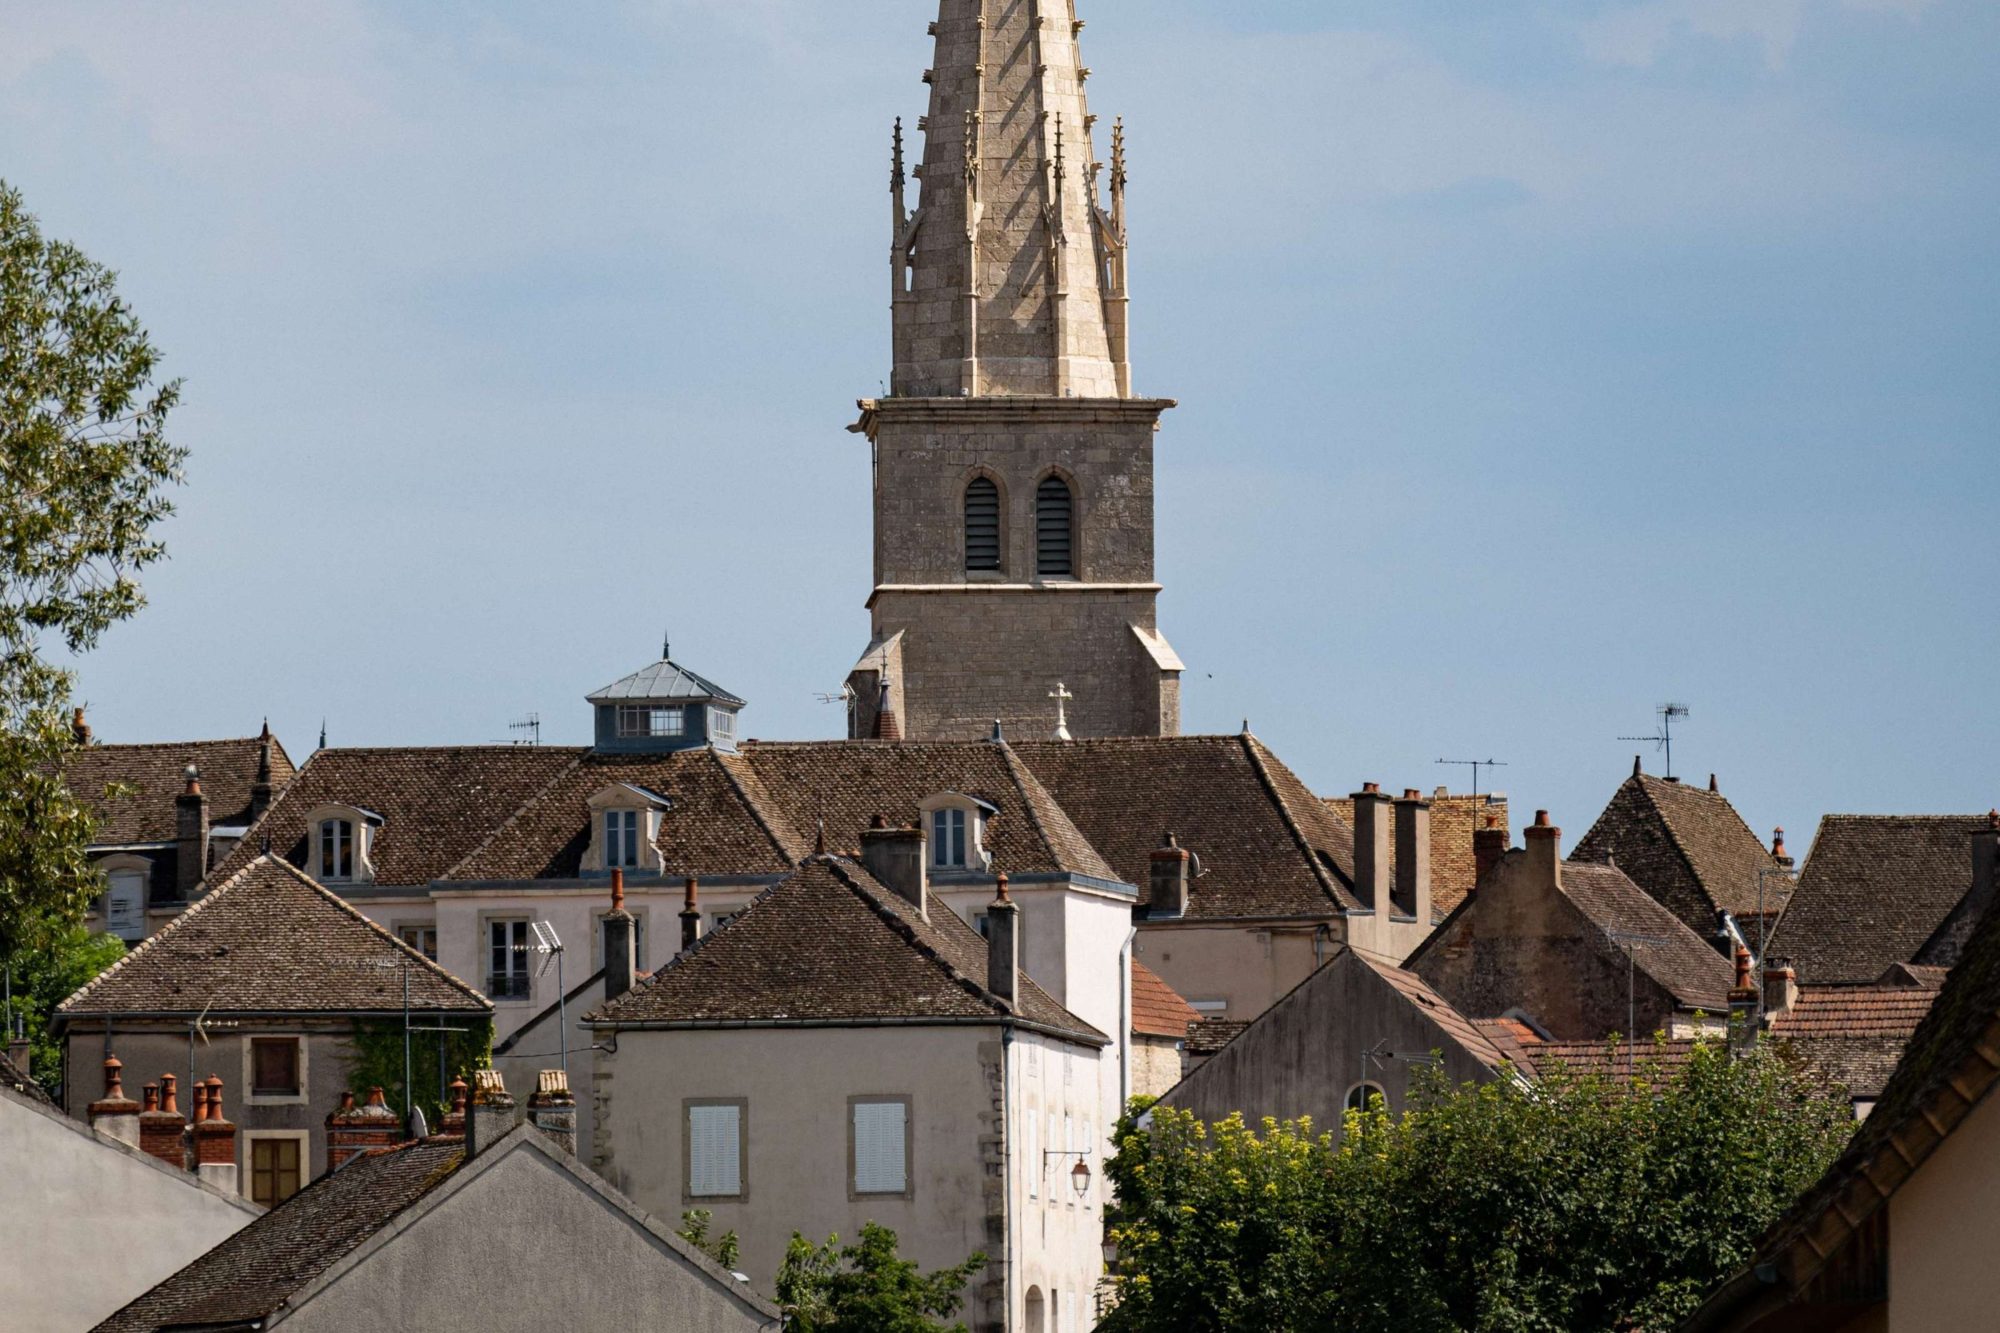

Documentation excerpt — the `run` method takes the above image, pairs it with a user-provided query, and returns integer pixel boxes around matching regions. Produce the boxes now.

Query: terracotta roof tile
[1523,1035,1707,1084]
[1131,959,1200,1039]
[1768,815,1988,983]
[1571,773,1790,937]
[1015,735,1359,918]
[94,1138,466,1332]
[59,856,490,1017]
[587,857,1103,1044]
[64,734,295,845]
[1767,984,1938,1099]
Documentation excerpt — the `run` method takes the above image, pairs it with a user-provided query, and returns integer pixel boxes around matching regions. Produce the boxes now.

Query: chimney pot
[442,1077,470,1137]
[610,866,624,913]
[1633,755,1642,778]
[88,1057,143,1146]
[467,1069,519,1159]
[71,706,91,745]
[327,1081,402,1169]
[1709,773,1719,793]
[139,1073,187,1168]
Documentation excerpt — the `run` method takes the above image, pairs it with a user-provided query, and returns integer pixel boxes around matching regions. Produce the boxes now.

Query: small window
[1345,1081,1386,1113]
[709,910,739,933]
[1036,475,1073,576]
[104,871,147,943]
[688,1102,744,1198]
[251,1038,301,1097]
[398,925,438,962]
[964,476,1001,572]
[250,1137,302,1206]
[852,1099,910,1196]
[488,919,532,1000]
[618,705,685,739]
[604,809,640,869]
[709,708,736,742]
[931,807,968,868]
[319,819,354,880]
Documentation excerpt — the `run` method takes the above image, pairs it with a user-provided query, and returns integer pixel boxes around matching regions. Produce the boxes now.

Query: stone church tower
[847,0,1183,742]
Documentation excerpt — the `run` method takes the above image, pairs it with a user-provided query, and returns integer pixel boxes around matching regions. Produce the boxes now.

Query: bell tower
[846,0,1183,742]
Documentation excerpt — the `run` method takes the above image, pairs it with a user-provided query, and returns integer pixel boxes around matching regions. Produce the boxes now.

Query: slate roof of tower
[1131,959,1201,1040]
[63,734,295,845]
[1014,734,1363,917]
[1767,815,1990,983]
[587,658,746,706]
[1556,861,1737,1012]
[93,1137,469,1332]
[587,857,1104,1045]
[1571,771,1790,932]
[59,855,490,1017]
[1767,982,1939,1100]
[210,746,585,887]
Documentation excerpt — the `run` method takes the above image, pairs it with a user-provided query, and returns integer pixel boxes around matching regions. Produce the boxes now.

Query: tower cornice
[849,395,1174,441]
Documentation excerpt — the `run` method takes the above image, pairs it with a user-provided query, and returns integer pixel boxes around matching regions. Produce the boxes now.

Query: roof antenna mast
[1620,702,1691,781]
[1435,757,1508,800]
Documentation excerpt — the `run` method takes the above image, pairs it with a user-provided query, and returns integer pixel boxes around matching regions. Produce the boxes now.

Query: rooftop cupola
[588,639,746,754]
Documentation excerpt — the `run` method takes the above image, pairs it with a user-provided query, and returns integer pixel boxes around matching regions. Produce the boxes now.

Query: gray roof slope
[1572,772,1789,929]
[1769,814,1990,983]
[1559,861,1736,1012]
[588,659,746,706]
[0,1051,50,1104]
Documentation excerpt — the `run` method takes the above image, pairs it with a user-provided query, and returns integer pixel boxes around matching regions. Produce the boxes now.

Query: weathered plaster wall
[1887,1085,2000,1333]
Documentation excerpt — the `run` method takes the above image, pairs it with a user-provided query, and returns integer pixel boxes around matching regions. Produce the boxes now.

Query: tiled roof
[94,1138,466,1332]
[59,856,490,1017]
[587,658,746,706]
[1353,953,1513,1072]
[0,1051,50,1105]
[1685,859,2000,1330]
[1324,791,1509,918]
[1472,1018,1544,1071]
[1131,959,1200,1040]
[1571,772,1790,936]
[587,857,1104,1044]
[1015,734,1361,918]
[1559,861,1737,1013]
[211,746,585,888]
[1768,815,1988,983]
[1185,1018,1249,1058]
[64,733,295,845]
[1768,984,1938,1100]
[1522,1035,1707,1083]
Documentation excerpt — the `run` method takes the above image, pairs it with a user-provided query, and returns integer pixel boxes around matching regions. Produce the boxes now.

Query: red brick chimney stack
[87,1055,142,1147]
[1147,833,1192,918]
[327,1086,401,1170]
[680,876,704,953]
[139,1073,187,1169]
[194,1075,238,1192]
[1473,814,1508,889]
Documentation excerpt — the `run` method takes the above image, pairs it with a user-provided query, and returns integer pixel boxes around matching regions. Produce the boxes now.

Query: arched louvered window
[964,477,1001,572]
[1036,476,1073,577]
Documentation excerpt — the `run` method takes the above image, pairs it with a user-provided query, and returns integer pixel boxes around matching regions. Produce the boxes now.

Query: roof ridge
[708,748,808,865]
[286,858,492,1008]
[437,752,588,881]
[1237,733,1348,908]
[820,857,1010,1018]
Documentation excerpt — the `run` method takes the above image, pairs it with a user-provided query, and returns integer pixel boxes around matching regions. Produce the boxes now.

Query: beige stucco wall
[274,1141,768,1331]
[594,1023,1110,1331]
[1135,923,1328,1021]
[1,1085,257,1331]
[1887,1085,2000,1333]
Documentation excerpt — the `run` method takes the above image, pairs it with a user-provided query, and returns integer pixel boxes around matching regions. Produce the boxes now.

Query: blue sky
[2,0,1994,852]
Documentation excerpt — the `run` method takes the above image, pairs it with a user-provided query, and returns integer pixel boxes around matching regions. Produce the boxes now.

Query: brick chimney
[467,1068,518,1158]
[440,1077,469,1137]
[87,1055,141,1147]
[139,1073,187,1169]
[1523,809,1561,891]
[603,868,637,1003]
[71,706,92,745]
[679,875,703,954]
[1350,784,1392,911]
[1762,958,1798,1017]
[5,1030,29,1075]
[1473,814,1507,888]
[526,1070,578,1156]
[1393,789,1431,921]
[1147,833,1191,918]
[861,815,929,918]
[250,720,276,820]
[1728,948,1759,1057]
[193,1075,238,1193]
[175,764,210,901]
[985,873,1020,1011]
[326,1087,400,1170]
[1772,826,1793,870]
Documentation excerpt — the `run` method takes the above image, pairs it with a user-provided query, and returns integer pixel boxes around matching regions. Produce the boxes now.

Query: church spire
[892,0,1127,399]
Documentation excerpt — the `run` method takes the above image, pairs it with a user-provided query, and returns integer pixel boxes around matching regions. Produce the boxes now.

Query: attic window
[304,805,380,885]
[920,792,994,872]
[320,820,354,880]
[932,807,969,868]
[604,809,640,869]
[618,705,685,739]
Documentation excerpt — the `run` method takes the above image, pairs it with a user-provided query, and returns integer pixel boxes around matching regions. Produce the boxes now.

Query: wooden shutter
[964,477,1001,571]
[1035,477,1073,576]
[688,1104,742,1197]
[852,1101,908,1194]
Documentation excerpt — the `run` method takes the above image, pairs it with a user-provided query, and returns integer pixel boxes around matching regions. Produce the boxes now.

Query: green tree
[0,178,185,961]
[678,1209,742,1272]
[3,921,123,1086]
[775,1222,986,1333]
[1100,1037,1854,1333]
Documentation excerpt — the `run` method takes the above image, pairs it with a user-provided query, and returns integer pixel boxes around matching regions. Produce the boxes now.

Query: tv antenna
[1605,930,1671,1078]
[1620,702,1690,780]
[1435,757,1508,799]
[528,922,568,1076]
[814,684,856,706]
[508,713,541,746]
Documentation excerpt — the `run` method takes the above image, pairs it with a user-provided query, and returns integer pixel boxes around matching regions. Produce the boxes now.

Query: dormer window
[618,705,685,739]
[586,784,672,875]
[919,792,996,873]
[303,805,382,885]
[604,808,640,869]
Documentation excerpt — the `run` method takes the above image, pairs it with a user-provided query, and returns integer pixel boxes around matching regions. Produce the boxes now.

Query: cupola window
[1036,476,1073,576]
[965,477,1001,572]
[618,705,685,739]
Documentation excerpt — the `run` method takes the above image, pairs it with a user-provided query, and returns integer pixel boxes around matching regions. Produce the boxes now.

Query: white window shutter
[853,1101,908,1194]
[689,1104,741,1197]
[1026,1109,1038,1197]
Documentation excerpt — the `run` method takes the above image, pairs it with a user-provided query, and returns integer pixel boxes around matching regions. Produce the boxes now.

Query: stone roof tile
[64,734,295,845]
[1769,815,1988,983]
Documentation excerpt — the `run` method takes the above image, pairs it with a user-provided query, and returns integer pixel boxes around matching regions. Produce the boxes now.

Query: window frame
[395,922,439,962]
[98,857,150,943]
[1034,473,1076,578]
[848,1094,914,1201]
[244,1131,308,1206]
[683,1097,749,1202]
[1345,1080,1387,1114]
[616,703,687,739]
[320,818,354,881]
[604,807,641,869]
[708,707,736,742]
[963,473,1003,575]
[240,1034,308,1106]
[485,916,534,1002]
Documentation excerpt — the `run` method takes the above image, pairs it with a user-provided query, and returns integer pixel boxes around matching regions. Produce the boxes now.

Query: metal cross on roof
[1050,682,1075,741]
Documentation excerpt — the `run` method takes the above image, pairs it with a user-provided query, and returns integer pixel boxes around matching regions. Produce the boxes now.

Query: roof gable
[1556,861,1735,1012]
[1572,773,1788,930]
[60,856,491,1017]
[1770,815,1986,983]
[588,857,1104,1043]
